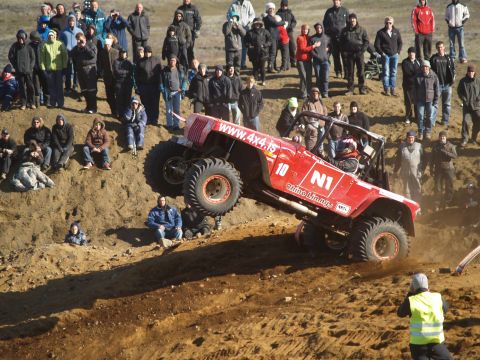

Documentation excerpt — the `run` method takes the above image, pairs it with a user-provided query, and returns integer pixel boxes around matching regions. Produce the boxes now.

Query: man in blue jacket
[147,195,183,248]
[84,0,107,45]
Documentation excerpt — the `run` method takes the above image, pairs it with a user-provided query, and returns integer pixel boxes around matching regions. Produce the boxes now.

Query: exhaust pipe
[262,190,318,217]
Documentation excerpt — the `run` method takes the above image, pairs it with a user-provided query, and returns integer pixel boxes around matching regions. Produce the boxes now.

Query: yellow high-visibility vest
[409,291,445,345]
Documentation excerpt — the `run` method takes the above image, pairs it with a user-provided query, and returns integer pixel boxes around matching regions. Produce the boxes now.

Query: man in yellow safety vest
[397,273,452,360]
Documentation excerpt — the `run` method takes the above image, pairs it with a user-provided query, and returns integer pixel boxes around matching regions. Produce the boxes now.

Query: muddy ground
[0,0,479,359]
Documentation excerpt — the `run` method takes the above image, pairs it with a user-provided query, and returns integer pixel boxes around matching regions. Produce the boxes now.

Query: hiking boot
[383,88,390,96]
[360,88,367,95]
[418,133,424,141]
[184,229,194,240]
[128,144,133,151]
[103,162,112,170]
[41,164,50,172]
[425,132,432,140]
[390,88,398,97]
[83,162,93,169]
[20,105,26,110]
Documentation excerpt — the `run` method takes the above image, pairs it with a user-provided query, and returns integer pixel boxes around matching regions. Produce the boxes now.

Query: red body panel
[184,114,420,223]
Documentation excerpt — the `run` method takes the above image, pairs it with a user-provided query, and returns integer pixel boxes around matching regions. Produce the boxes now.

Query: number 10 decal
[275,163,289,177]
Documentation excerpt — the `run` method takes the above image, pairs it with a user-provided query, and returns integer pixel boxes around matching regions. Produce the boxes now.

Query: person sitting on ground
[11,140,55,191]
[238,76,263,131]
[0,64,19,112]
[83,118,111,170]
[276,97,298,137]
[181,203,211,240]
[23,116,52,171]
[146,195,183,248]
[123,96,147,152]
[0,128,17,180]
[51,114,74,172]
[64,221,87,245]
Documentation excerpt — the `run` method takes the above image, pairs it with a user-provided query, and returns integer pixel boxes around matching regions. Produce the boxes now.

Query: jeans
[448,26,467,61]
[327,139,340,159]
[83,145,110,165]
[228,102,241,125]
[244,116,260,131]
[65,54,77,91]
[415,101,434,135]
[126,124,145,147]
[52,146,73,168]
[432,84,452,125]
[313,59,330,96]
[382,53,399,89]
[0,154,13,174]
[44,70,64,107]
[241,36,247,67]
[155,227,182,240]
[164,91,181,128]
[297,60,312,99]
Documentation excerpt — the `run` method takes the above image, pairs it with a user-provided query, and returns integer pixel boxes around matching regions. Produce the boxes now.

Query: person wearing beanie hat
[301,87,328,151]
[445,0,470,64]
[64,221,87,245]
[323,0,349,79]
[348,101,370,147]
[37,15,51,42]
[60,13,83,94]
[51,113,75,171]
[222,10,246,74]
[411,0,435,61]
[28,31,48,108]
[397,273,452,360]
[113,47,134,117]
[171,8,192,70]
[159,55,187,130]
[296,24,321,99]
[71,33,98,113]
[430,130,457,209]
[8,29,36,109]
[226,0,256,69]
[458,63,480,146]
[83,118,111,170]
[226,64,242,124]
[105,9,129,52]
[393,129,424,205]
[275,96,298,136]
[176,0,203,65]
[187,62,209,113]
[340,12,369,95]
[127,3,150,62]
[402,46,421,124]
[122,94,147,151]
[0,127,17,180]
[310,22,330,98]
[40,26,68,108]
[262,2,281,73]
[162,26,179,62]
[430,41,455,126]
[276,0,297,68]
[244,17,271,86]
[374,16,403,97]
[239,76,264,131]
[208,63,231,120]
[413,58,439,140]
[99,34,120,116]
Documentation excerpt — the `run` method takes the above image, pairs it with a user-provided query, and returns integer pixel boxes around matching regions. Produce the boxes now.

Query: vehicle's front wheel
[350,217,410,261]
[183,158,243,216]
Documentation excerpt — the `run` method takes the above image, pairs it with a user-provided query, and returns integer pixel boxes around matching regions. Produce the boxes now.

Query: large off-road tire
[144,141,187,197]
[302,222,348,254]
[351,217,410,262]
[183,158,243,217]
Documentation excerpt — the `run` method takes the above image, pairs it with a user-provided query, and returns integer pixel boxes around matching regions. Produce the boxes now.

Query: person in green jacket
[40,29,68,108]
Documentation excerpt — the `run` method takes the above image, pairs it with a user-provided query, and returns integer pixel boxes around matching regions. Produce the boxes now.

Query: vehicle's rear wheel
[183,158,243,216]
[144,141,187,197]
[302,222,348,254]
[351,217,410,262]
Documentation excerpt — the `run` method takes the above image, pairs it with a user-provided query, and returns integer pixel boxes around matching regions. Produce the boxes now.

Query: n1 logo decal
[310,170,334,191]
[275,162,289,177]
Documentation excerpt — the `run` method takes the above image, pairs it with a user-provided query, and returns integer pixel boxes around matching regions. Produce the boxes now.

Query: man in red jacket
[411,0,435,60]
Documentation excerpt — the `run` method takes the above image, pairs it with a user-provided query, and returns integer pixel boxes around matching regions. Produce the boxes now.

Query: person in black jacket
[135,45,161,125]
[188,63,209,113]
[71,33,98,113]
[127,3,150,63]
[263,3,283,73]
[171,10,192,71]
[276,96,298,136]
[239,76,263,130]
[113,48,134,118]
[176,0,202,65]
[51,114,74,171]
[23,116,52,171]
[374,16,403,96]
[208,65,231,120]
[162,26,180,62]
[323,0,349,78]
[49,4,68,33]
[402,47,421,124]
[276,0,297,68]
[0,128,17,180]
[181,203,211,240]
[348,101,370,148]
[226,64,242,124]
[340,13,369,95]
[99,39,119,116]
[245,18,271,86]
[430,41,455,126]
[28,31,47,108]
[310,23,331,98]
[8,30,36,109]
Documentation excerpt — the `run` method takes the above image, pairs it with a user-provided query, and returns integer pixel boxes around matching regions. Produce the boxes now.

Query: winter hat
[252,17,264,27]
[131,96,140,104]
[288,97,298,108]
[280,0,288,5]
[3,64,13,74]
[265,2,275,11]
[349,13,357,20]
[175,9,184,17]
[439,130,447,138]
[168,54,177,61]
[16,30,28,40]
[350,101,358,109]
[56,114,66,123]
[467,64,475,73]
[119,47,127,55]
[311,87,320,94]
[48,29,57,37]
[407,46,416,54]
[68,14,76,21]
[39,15,50,24]
[410,273,428,292]
[230,11,240,21]
[30,31,41,41]
[215,64,224,72]
[422,60,431,68]
[406,130,416,137]
[144,45,152,53]
[1,128,9,135]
